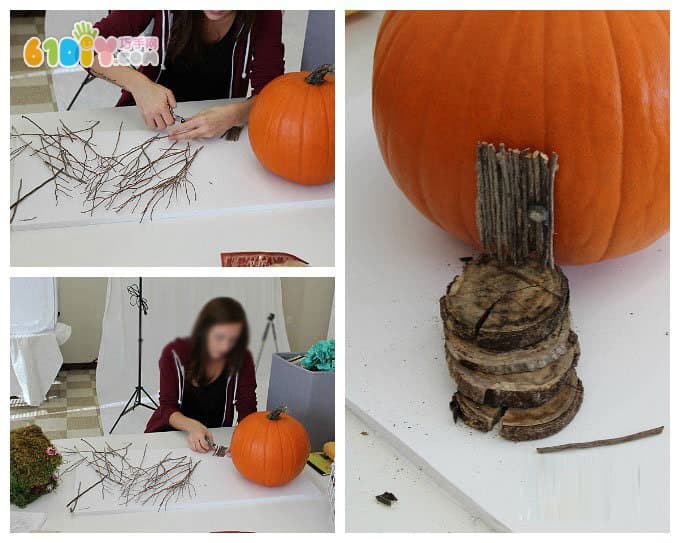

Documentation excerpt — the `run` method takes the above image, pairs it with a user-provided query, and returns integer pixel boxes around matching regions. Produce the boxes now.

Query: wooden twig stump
[441,143,584,441]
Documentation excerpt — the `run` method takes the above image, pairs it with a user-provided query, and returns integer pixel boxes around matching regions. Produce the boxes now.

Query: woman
[89,10,284,140]
[145,297,257,453]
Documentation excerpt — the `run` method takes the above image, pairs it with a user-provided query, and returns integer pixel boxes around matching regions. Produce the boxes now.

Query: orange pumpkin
[373,11,669,264]
[249,65,334,185]
[230,407,310,487]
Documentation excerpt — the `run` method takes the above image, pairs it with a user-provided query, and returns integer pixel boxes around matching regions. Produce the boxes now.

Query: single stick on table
[10,168,65,210]
[536,425,664,454]
[65,474,108,510]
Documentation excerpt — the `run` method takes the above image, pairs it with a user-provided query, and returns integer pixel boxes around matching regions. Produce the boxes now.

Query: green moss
[10,425,62,507]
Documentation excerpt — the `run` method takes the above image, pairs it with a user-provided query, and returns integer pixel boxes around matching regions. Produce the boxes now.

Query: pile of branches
[10,116,204,222]
[61,440,200,512]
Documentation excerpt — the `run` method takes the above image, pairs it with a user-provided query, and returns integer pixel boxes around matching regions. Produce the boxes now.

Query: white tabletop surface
[10,427,332,532]
[10,99,334,267]
[346,11,669,532]
[346,408,490,532]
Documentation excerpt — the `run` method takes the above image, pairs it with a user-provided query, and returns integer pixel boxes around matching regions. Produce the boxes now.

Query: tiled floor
[10,368,103,440]
[10,13,57,114]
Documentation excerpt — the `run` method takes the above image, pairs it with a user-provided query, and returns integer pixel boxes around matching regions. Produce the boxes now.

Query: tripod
[255,313,279,370]
[109,278,158,434]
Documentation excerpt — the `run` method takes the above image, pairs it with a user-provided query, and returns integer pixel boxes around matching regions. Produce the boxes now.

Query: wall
[57,277,107,364]
[57,277,334,363]
[281,277,335,352]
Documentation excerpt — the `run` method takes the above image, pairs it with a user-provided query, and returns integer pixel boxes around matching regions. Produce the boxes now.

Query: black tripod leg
[140,386,159,408]
[109,388,138,434]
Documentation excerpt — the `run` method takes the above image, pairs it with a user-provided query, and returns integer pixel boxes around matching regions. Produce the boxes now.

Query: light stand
[255,313,279,370]
[109,278,158,434]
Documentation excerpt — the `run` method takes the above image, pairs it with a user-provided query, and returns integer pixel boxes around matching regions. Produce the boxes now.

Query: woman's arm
[88,10,176,130]
[89,56,177,130]
[249,11,285,96]
[169,412,214,453]
[167,11,284,141]
[235,351,258,422]
[156,344,214,453]
[167,99,253,141]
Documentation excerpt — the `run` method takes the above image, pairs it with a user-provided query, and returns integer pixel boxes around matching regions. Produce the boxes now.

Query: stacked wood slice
[440,144,584,441]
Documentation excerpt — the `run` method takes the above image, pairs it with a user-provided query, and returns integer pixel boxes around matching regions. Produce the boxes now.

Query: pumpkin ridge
[411,20,460,235]
[280,418,296,484]
[429,12,473,240]
[320,81,333,179]
[602,11,668,260]
[297,83,310,182]
[598,11,625,261]
[372,13,417,173]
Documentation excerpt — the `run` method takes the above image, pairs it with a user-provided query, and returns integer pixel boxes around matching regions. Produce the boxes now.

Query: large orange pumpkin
[249,65,334,185]
[230,407,310,487]
[373,11,669,264]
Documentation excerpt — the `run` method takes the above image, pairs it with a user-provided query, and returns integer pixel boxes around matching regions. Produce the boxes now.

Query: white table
[11,427,332,532]
[346,11,669,532]
[10,99,334,266]
[346,409,490,532]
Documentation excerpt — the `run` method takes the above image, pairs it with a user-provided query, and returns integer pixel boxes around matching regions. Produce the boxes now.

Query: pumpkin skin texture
[230,408,311,487]
[372,11,669,264]
[249,69,334,185]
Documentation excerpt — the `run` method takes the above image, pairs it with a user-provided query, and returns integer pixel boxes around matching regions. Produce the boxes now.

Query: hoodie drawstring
[241,28,252,79]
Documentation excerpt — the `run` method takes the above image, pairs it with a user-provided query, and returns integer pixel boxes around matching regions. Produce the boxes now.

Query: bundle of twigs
[10,116,204,222]
[61,439,200,512]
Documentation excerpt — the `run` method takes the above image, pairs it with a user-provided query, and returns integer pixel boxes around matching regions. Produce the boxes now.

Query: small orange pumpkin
[372,11,669,264]
[230,407,310,487]
[249,65,335,185]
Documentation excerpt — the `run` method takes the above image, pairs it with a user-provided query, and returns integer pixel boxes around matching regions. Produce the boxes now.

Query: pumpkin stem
[267,406,288,420]
[476,143,558,269]
[305,64,334,85]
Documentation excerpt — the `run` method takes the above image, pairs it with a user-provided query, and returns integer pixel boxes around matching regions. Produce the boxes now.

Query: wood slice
[440,255,569,350]
[450,393,502,432]
[450,370,583,440]
[447,334,580,408]
[446,313,574,375]
[499,371,584,441]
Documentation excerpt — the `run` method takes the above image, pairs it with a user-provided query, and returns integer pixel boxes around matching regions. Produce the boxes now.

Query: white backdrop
[10,278,72,405]
[10,278,57,335]
[97,278,289,435]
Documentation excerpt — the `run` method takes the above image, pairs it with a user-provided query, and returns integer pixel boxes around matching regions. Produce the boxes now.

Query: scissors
[205,436,228,457]
[169,106,186,124]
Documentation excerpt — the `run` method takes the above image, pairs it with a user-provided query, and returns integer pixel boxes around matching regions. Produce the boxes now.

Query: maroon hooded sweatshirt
[145,337,257,433]
[92,10,285,107]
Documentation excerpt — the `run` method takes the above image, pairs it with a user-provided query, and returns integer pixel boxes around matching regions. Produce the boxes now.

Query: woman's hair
[168,11,256,64]
[188,297,250,386]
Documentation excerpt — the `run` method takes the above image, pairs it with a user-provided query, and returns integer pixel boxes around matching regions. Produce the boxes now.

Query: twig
[10,179,23,224]
[10,169,65,210]
[12,117,203,222]
[536,426,664,454]
[65,475,108,508]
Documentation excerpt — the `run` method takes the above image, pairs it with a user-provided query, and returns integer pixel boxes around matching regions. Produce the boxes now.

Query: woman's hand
[167,102,253,141]
[186,420,214,453]
[129,78,177,131]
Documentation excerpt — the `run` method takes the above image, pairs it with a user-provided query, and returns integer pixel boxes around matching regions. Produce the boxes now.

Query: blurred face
[206,322,243,360]
[203,10,235,22]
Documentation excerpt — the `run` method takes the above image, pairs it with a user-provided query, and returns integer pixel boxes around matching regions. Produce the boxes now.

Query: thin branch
[536,426,664,454]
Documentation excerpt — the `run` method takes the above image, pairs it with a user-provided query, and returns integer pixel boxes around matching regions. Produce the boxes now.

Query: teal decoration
[302,339,335,372]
